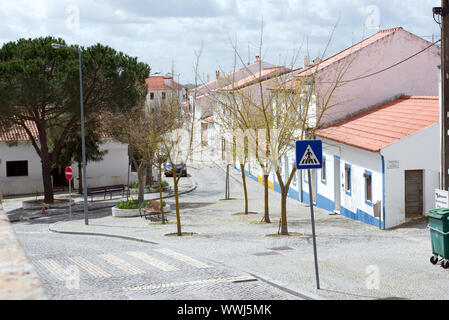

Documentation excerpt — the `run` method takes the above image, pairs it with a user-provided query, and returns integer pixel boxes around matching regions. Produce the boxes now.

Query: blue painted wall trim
[344,163,352,196]
[364,170,373,207]
[316,193,335,212]
[340,205,384,229]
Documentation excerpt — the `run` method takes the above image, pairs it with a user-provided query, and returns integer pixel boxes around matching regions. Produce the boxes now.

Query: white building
[0,125,134,196]
[145,76,187,116]
[311,96,439,229]
[230,27,440,229]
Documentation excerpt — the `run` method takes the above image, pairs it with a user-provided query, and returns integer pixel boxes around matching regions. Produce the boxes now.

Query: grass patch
[164,232,197,237]
[266,232,303,237]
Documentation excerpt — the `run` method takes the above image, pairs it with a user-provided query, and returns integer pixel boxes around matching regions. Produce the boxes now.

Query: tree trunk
[146,156,153,186]
[280,190,289,235]
[158,163,165,224]
[173,170,182,236]
[263,174,270,223]
[137,167,146,205]
[240,163,248,214]
[41,156,54,203]
[78,162,83,194]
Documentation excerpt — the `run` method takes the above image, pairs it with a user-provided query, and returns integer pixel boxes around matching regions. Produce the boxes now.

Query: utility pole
[437,1,449,190]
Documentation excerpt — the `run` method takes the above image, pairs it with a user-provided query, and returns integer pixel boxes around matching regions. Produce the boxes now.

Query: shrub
[115,199,166,209]
[128,181,139,189]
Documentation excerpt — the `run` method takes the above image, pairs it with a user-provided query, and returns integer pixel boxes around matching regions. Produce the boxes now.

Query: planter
[23,199,73,210]
[112,204,172,218]
[111,207,140,217]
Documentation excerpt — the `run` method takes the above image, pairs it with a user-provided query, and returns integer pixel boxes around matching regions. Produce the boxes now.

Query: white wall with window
[0,142,43,196]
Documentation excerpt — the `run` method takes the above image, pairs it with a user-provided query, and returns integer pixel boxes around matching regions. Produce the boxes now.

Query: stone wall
[0,210,47,299]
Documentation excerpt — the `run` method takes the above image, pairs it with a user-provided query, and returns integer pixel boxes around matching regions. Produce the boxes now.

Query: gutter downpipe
[380,152,386,230]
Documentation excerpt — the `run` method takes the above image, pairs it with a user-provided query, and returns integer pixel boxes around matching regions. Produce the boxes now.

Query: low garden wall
[0,210,47,299]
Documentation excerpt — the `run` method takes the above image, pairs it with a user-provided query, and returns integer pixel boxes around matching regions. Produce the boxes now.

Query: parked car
[164,161,187,177]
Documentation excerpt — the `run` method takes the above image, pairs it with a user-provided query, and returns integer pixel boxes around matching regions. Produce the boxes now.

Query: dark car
[164,161,187,177]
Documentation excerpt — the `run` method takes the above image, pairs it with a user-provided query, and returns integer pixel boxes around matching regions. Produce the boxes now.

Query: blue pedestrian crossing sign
[296,140,323,170]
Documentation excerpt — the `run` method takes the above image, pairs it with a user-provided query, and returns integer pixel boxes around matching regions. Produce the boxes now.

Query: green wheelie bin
[428,208,449,268]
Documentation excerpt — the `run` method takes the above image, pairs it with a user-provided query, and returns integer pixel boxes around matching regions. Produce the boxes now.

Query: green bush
[116,199,166,209]
[128,181,139,189]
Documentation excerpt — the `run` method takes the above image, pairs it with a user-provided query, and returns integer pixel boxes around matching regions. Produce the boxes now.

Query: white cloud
[0,0,442,83]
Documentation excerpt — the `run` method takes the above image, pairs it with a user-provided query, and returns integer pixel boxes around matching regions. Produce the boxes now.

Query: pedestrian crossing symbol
[296,140,323,170]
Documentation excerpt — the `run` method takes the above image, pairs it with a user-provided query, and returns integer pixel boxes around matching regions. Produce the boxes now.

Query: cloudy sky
[0,0,442,84]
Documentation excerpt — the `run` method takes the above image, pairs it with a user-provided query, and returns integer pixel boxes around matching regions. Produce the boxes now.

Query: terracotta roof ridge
[399,95,439,100]
[376,27,403,34]
[295,27,403,78]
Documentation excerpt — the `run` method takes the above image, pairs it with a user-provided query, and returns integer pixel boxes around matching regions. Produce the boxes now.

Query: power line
[317,38,441,84]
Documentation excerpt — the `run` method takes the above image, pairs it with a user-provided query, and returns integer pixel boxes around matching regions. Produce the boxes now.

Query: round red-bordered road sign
[65,166,73,181]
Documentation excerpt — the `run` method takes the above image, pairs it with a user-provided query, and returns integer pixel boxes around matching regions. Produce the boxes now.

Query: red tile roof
[145,76,185,91]
[218,66,291,91]
[315,96,439,152]
[298,27,403,77]
[0,121,38,142]
[272,27,404,91]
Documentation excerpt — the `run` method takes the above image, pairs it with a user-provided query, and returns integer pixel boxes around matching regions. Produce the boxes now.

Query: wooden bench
[86,184,125,202]
[139,200,167,222]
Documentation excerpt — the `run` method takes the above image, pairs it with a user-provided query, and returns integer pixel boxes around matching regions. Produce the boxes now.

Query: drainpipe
[380,152,386,230]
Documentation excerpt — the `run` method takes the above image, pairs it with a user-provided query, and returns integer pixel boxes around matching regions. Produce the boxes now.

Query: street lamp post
[52,43,89,225]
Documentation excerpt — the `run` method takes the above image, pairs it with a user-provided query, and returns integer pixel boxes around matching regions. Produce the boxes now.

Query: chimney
[313,57,322,65]
[215,70,220,79]
[304,55,310,67]
[255,55,260,62]
[207,74,210,82]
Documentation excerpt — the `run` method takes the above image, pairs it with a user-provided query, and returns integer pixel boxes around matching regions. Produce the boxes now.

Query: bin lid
[427,208,449,219]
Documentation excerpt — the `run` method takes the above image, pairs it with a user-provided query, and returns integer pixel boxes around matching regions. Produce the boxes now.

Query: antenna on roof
[248,42,250,65]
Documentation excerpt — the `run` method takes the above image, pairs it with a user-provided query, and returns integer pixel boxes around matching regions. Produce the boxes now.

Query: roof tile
[315,96,439,152]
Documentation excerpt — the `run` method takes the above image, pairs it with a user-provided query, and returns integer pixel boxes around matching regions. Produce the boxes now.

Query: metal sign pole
[69,180,72,220]
[307,168,320,290]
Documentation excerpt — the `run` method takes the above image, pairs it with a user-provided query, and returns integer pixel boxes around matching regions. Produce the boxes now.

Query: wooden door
[405,170,423,215]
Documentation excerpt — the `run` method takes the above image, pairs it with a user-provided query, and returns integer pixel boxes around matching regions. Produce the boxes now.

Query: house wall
[0,142,43,196]
[381,124,440,228]
[145,89,186,116]
[317,29,440,125]
[72,139,134,189]
[311,141,384,228]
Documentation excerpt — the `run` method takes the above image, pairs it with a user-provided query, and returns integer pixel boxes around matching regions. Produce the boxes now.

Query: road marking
[99,254,144,275]
[126,251,178,271]
[68,256,111,278]
[155,248,212,269]
[122,276,257,292]
[38,259,68,281]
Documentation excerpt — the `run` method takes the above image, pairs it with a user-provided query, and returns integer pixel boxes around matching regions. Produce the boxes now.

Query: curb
[10,178,198,223]
[48,221,159,245]
[46,171,324,300]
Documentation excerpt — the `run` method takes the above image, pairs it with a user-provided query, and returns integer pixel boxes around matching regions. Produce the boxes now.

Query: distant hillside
[184,83,198,89]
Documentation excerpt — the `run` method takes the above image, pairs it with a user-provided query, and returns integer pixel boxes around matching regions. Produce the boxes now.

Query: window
[6,161,28,177]
[364,171,372,205]
[321,156,326,184]
[345,163,351,195]
[162,92,166,100]
[150,92,154,100]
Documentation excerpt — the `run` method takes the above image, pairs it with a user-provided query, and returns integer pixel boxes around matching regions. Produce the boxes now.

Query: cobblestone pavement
[10,160,449,300]
[14,230,299,300]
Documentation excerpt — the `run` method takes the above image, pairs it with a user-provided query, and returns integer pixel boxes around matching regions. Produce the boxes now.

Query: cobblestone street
[8,162,449,300]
